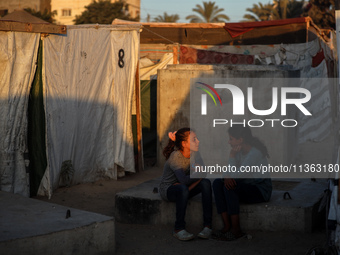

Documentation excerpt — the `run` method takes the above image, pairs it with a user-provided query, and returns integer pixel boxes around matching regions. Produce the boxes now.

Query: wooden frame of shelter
[0,9,66,34]
[137,17,329,45]
[114,17,331,66]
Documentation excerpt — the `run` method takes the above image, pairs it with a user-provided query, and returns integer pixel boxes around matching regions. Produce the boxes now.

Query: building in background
[0,0,140,25]
[52,0,140,25]
[0,0,50,17]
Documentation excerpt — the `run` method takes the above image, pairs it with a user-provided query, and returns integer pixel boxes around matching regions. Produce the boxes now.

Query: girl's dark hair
[228,124,269,158]
[163,127,191,160]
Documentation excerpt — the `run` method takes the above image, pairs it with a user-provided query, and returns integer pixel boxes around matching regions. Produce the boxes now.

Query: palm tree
[186,1,229,23]
[304,0,335,29]
[286,0,305,18]
[153,12,180,22]
[243,2,274,21]
[272,0,304,19]
[243,0,305,21]
[272,0,288,19]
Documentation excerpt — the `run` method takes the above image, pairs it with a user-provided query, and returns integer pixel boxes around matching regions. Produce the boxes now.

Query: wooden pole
[135,61,143,172]
[173,44,178,64]
[0,21,66,34]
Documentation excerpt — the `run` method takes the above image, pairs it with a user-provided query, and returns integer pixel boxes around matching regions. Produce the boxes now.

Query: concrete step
[0,191,115,255]
[115,178,327,232]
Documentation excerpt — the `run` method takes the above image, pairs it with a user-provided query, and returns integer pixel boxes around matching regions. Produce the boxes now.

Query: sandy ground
[33,165,333,255]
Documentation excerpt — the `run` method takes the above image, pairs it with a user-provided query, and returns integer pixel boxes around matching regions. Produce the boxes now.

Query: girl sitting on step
[212,124,272,241]
[159,127,212,241]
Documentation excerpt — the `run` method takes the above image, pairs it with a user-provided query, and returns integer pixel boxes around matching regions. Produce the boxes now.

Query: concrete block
[115,177,327,232]
[0,191,115,255]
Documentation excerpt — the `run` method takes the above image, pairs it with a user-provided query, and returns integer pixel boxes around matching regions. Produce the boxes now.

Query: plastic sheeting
[181,38,336,144]
[298,60,333,143]
[38,25,139,197]
[188,38,331,70]
[0,32,40,197]
[140,53,173,80]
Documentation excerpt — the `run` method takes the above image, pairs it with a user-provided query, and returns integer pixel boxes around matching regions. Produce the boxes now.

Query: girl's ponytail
[163,127,191,160]
[163,139,176,160]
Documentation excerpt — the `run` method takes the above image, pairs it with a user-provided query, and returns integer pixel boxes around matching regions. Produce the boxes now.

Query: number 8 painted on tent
[118,49,125,68]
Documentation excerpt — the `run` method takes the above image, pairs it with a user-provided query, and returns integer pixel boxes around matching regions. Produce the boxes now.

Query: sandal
[221,231,246,241]
[212,229,230,239]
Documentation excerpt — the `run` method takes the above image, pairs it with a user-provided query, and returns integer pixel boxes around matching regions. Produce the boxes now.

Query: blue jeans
[213,178,265,215]
[167,179,212,231]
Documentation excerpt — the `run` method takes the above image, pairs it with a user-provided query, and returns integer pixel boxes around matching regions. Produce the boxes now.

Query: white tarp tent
[0,32,40,197]
[38,25,140,197]
[0,24,141,198]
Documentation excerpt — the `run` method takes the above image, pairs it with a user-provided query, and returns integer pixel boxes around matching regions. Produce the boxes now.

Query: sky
[139,0,267,23]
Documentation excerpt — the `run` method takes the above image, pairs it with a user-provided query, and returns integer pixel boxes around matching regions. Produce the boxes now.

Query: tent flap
[28,40,48,196]
[0,31,40,197]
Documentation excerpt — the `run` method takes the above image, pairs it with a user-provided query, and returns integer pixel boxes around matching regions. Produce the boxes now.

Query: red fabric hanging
[312,48,325,67]
[224,17,309,38]
[179,46,254,65]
